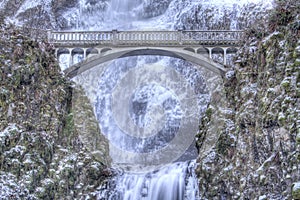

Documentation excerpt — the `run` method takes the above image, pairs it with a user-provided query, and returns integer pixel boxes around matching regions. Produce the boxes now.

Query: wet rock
[292,182,300,200]
[0,24,111,198]
[196,1,300,199]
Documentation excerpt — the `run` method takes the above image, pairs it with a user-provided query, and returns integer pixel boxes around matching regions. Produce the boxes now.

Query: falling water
[73,0,207,199]
[98,161,200,200]
[70,0,269,199]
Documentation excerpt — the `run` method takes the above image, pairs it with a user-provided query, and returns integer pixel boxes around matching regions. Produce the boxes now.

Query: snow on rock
[292,182,300,199]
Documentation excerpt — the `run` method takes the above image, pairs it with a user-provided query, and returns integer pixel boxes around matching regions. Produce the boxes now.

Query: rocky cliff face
[0,22,111,199]
[0,0,173,30]
[196,1,300,199]
[0,0,272,31]
[1,0,299,199]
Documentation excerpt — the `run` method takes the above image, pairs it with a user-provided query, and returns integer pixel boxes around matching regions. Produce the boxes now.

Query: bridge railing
[49,30,244,46]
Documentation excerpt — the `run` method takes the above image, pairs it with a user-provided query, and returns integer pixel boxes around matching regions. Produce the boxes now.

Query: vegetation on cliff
[0,21,111,199]
[196,1,299,199]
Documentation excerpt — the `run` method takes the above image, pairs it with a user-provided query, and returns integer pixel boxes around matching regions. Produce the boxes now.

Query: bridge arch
[86,48,99,56]
[100,48,112,54]
[196,47,209,57]
[211,47,224,54]
[226,47,239,54]
[57,48,70,58]
[72,48,84,56]
[183,47,196,53]
[64,47,226,78]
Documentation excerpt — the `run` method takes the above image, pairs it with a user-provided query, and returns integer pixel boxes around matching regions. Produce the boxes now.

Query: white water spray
[69,0,272,199]
[72,0,206,199]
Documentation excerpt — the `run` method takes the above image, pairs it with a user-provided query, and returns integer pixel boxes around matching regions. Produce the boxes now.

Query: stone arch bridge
[48,30,243,78]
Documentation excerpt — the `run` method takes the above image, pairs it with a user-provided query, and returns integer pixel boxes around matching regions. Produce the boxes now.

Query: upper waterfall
[56,0,274,199]
[104,0,143,28]
[70,0,272,170]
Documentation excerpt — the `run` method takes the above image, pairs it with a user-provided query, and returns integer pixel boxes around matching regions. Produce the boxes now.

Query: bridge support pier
[207,47,213,59]
[83,48,87,60]
[69,48,73,66]
[223,47,228,66]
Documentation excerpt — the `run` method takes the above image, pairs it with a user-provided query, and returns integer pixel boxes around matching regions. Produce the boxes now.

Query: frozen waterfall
[73,0,207,199]
[65,0,273,199]
[98,161,200,200]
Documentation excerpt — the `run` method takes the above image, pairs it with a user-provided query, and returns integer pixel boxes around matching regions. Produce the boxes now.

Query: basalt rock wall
[0,22,111,199]
[196,1,300,199]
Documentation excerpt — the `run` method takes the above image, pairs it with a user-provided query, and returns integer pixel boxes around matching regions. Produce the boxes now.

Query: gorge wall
[196,1,300,199]
[0,22,111,199]
[0,0,299,199]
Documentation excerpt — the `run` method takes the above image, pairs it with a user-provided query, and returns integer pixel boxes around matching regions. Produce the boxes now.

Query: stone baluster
[127,33,130,43]
[177,30,182,45]
[113,30,118,45]
[159,32,161,43]
[88,32,92,42]
[47,30,52,42]
[127,33,130,44]
[153,33,157,43]
[82,32,85,41]
[89,32,92,42]
[130,32,133,44]
[93,32,96,42]
[173,32,175,43]
[124,32,127,42]
[81,32,84,41]
[77,32,80,42]
[165,32,168,44]
[50,32,53,42]
[66,33,69,41]
[119,32,123,42]
[103,33,107,42]
[102,33,106,42]
[85,33,89,42]
[106,32,109,43]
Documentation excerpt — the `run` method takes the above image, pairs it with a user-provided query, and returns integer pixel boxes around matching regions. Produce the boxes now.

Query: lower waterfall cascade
[98,160,200,200]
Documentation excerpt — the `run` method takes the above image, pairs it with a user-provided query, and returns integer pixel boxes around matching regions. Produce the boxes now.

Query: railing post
[47,30,52,42]
[178,30,183,45]
[112,29,118,45]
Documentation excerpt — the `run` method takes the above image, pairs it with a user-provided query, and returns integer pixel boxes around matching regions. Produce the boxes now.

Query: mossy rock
[296,133,300,145]
[292,182,300,200]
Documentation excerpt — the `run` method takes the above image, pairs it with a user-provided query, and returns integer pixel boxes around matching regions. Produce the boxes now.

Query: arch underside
[64,47,227,78]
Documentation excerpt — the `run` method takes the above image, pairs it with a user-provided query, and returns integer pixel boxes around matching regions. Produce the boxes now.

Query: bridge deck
[49,30,243,47]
